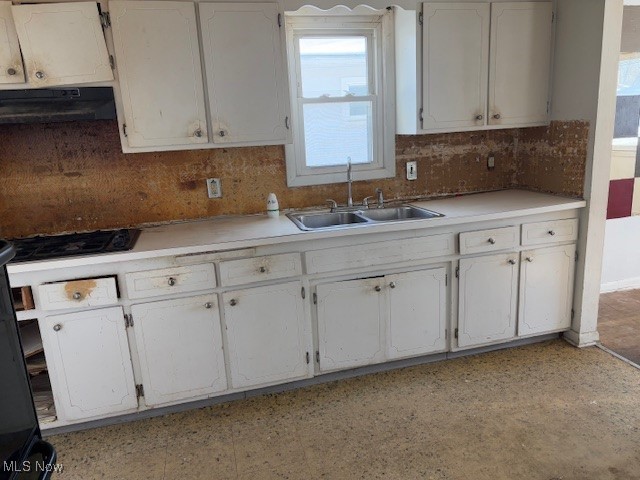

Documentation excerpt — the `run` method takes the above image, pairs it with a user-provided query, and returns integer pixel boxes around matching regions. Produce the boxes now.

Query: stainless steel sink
[287,205,443,231]
[360,206,442,222]
[288,211,370,231]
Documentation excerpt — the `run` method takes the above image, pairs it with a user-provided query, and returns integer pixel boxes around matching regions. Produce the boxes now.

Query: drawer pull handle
[488,238,496,244]
[167,277,177,286]
[72,292,82,300]
[548,230,556,236]
[259,266,267,273]
[35,70,45,79]
[508,259,516,265]
[374,285,381,292]
[7,68,17,76]
[204,302,213,309]
[526,257,534,263]
[53,324,62,332]
[389,282,396,289]
[475,114,483,121]
[230,299,238,306]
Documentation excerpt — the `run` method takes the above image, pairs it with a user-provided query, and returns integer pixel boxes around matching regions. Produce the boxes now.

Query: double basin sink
[288,205,444,231]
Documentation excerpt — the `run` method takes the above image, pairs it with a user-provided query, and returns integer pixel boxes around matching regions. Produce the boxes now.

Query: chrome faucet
[346,158,353,207]
[375,188,384,208]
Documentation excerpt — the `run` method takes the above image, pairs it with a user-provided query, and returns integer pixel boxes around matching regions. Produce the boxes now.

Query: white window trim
[284,12,395,187]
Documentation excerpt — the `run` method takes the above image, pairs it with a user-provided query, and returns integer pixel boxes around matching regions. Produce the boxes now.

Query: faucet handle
[362,196,374,208]
[375,188,384,208]
[326,199,338,212]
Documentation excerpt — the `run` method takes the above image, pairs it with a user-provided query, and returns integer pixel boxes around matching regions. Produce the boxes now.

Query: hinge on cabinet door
[136,384,144,398]
[306,352,310,364]
[445,274,448,286]
[575,251,579,262]
[122,123,128,137]
[315,350,320,363]
[418,12,423,26]
[285,116,290,130]
[109,55,115,70]
[546,101,550,114]
[445,329,448,339]
[552,11,555,23]
[571,309,575,320]
[419,108,424,123]
[454,328,458,339]
[455,266,459,278]
[312,292,317,305]
[124,313,133,328]
[301,287,306,299]
[278,13,282,28]
[100,11,111,28]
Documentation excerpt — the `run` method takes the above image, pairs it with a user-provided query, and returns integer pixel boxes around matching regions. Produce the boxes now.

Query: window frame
[284,12,395,187]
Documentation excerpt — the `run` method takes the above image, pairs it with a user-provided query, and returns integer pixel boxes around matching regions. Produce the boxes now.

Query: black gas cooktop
[9,229,140,263]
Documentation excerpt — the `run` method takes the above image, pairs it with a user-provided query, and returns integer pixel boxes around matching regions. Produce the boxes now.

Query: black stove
[9,229,140,263]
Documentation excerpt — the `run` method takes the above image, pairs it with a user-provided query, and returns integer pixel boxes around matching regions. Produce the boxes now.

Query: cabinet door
[0,2,24,84]
[110,1,208,148]
[458,253,518,348]
[488,2,553,126]
[316,277,385,372]
[422,3,489,130]
[199,3,289,144]
[387,268,447,360]
[131,295,226,407]
[11,2,113,86]
[518,245,575,336]
[40,306,137,421]
[223,281,309,389]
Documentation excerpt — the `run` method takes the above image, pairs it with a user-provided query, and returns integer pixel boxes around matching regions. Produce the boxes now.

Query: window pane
[299,37,368,98]
[303,101,373,167]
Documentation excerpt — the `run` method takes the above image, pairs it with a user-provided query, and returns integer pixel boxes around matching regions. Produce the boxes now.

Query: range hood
[0,87,116,124]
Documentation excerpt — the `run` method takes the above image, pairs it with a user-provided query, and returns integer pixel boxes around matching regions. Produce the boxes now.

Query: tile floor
[599,288,640,365]
[48,340,640,480]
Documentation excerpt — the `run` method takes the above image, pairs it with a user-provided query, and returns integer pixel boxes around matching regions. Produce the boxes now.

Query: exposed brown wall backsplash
[0,120,588,238]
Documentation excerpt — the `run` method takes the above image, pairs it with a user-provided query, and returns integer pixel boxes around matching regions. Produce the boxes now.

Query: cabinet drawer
[38,277,119,311]
[521,218,578,246]
[218,253,302,287]
[459,226,519,255]
[125,264,216,299]
[306,234,456,275]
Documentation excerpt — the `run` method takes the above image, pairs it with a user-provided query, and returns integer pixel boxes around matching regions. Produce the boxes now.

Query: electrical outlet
[406,161,418,181]
[206,178,222,198]
[487,155,495,171]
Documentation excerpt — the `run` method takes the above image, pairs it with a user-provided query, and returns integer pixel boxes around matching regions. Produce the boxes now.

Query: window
[613,52,640,151]
[285,12,395,186]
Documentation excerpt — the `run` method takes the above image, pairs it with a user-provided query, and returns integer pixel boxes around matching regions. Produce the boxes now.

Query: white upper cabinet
[0,1,24,84]
[199,3,289,144]
[11,2,113,87]
[421,3,489,130]
[488,2,553,126]
[110,1,208,148]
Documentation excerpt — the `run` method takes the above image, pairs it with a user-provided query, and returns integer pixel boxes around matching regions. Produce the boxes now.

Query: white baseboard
[600,277,640,293]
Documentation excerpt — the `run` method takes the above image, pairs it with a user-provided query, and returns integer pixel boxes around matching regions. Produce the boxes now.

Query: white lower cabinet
[131,295,227,407]
[317,267,448,372]
[518,245,576,336]
[40,306,138,421]
[387,268,447,360]
[457,253,519,348]
[222,281,310,389]
[316,277,385,372]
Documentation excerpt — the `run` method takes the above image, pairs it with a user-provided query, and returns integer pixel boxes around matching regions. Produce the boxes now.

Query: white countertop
[8,189,586,274]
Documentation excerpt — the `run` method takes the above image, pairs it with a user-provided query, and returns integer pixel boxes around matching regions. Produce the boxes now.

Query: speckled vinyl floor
[599,289,640,365]
[48,340,640,480]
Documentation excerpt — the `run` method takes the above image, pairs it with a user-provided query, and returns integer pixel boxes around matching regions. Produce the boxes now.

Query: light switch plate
[406,161,417,181]
[206,178,222,198]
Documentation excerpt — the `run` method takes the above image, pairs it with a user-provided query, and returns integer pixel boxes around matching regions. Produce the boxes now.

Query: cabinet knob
[219,130,226,137]
[475,114,483,121]
[493,113,501,120]
[35,71,45,79]
[194,128,203,138]
[488,237,496,245]
[72,292,82,300]
[508,259,516,265]
[230,299,238,306]
[526,257,533,263]
[259,266,267,273]
[53,324,62,332]
[167,277,176,286]
[389,282,396,289]
[204,302,213,309]
[7,68,17,76]
[548,230,556,236]
[374,285,381,292]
